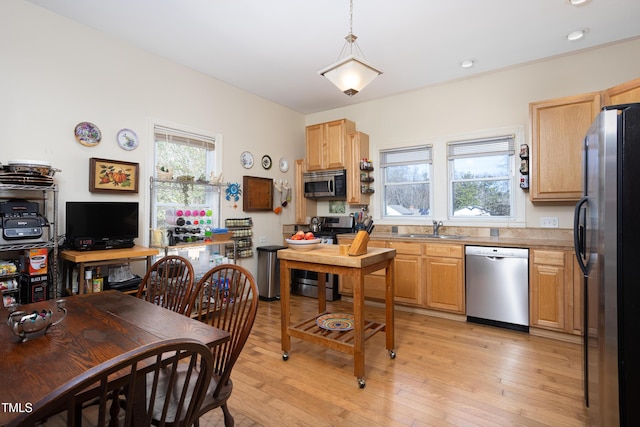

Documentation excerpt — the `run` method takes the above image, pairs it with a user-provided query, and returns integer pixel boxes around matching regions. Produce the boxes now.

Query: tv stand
[61,245,159,295]
[92,239,135,251]
[73,238,135,251]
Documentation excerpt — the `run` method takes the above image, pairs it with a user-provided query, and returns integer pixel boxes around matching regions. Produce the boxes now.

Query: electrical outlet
[258,235,267,243]
[540,217,559,228]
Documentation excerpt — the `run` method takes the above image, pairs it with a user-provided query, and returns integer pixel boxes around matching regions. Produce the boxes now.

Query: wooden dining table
[0,290,229,427]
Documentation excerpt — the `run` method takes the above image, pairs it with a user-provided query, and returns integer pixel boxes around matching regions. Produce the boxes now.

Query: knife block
[348,230,369,256]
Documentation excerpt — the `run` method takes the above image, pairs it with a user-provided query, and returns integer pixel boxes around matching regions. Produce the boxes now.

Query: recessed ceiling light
[567,0,590,5]
[566,28,589,41]
[460,59,475,68]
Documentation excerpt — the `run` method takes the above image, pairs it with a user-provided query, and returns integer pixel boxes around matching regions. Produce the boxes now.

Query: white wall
[3,0,640,282]
[1,0,306,275]
[307,38,640,229]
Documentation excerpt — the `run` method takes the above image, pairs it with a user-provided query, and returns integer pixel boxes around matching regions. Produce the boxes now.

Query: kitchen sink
[397,234,466,240]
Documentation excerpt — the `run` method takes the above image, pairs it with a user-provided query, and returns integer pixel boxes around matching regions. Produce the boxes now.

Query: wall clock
[261,155,272,170]
[279,157,289,172]
[240,151,254,169]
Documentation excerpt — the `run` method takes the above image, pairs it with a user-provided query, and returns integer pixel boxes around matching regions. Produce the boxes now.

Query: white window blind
[448,135,515,159]
[153,125,216,150]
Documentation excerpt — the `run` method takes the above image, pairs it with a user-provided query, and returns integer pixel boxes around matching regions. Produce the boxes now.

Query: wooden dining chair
[7,338,214,427]
[136,255,196,316]
[189,264,259,427]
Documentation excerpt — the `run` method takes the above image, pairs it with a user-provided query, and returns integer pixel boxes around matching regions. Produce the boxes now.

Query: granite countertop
[339,232,575,251]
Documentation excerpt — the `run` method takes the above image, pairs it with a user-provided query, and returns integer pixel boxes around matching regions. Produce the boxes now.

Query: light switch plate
[540,217,559,228]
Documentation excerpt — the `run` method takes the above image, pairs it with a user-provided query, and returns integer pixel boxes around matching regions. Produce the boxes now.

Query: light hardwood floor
[200,295,590,427]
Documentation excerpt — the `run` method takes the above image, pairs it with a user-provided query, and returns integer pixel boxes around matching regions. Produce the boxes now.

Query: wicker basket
[156,166,173,180]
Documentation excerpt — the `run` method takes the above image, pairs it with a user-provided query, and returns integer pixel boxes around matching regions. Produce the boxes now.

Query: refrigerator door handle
[574,196,589,276]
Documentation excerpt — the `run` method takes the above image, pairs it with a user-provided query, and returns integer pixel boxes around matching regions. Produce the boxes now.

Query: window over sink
[380,145,432,219]
[447,134,515,220]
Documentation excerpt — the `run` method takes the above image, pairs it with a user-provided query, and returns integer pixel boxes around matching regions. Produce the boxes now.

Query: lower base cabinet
[338,239,462,312]
[387,241,423,306]
[530,249,582,336]
[336,239,583,339]
[424,244,464,313]
[338,239,386,299]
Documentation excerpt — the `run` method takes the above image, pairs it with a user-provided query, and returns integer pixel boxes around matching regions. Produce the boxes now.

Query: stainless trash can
[257,245,287,301]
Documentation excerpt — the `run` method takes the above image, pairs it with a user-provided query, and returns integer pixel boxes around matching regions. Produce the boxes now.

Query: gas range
[315,216,355,241]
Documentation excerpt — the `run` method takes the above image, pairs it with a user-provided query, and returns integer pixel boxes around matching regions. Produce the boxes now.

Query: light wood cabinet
[572,254,597,338]
[529,93,600,202]
[305,119,355,171]
[340,239,461,312]
[387,241,423,306]
[603,77,640,106]
[424,244,465,314]
[345,131,371,206]
[338,238,386,299]
[294,159,316,224]
[530,249,578,333]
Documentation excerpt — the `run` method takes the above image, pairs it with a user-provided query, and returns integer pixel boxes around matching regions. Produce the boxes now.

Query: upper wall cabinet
[294,158,316,224]
[529,93,601,202]
[345,131,371,206]
[305,119,356,171]
[603,77,640,107]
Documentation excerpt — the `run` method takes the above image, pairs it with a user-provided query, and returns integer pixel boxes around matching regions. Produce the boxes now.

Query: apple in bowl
[286,231,321,251]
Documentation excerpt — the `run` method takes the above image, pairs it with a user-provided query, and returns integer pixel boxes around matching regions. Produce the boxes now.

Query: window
[152,125,219,231]
[448,135,515,218]
[380,146,432,218]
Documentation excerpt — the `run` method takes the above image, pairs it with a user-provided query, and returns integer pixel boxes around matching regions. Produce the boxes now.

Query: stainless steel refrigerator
[574,103,640,426]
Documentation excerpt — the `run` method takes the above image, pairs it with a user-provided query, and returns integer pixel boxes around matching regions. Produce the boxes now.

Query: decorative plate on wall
[261,155,272,170]
[279,157,289,172]
[74,122,101,147]
[240,151,254,169]
[116,128,139,151]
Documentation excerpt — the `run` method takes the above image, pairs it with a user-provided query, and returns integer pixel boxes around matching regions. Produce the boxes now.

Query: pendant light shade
[318,0,382,96]
[318,54,382,96]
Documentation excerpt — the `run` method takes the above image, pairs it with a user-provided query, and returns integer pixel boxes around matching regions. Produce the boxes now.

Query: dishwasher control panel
[465,246,529,258]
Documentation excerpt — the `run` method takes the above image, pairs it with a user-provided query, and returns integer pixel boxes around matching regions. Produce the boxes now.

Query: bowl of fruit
[286,231,321,251]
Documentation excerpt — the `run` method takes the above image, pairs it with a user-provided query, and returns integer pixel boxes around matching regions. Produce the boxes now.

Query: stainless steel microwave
[303,169,347,199]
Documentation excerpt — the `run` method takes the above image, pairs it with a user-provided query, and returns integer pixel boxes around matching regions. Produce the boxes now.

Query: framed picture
[89,157,139,193]
[242,176,273,211]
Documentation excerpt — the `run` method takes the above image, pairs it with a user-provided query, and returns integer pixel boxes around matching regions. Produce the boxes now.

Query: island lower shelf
[288,311,386,355]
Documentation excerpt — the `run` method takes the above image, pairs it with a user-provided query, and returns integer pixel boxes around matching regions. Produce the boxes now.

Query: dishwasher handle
[465,246,528,258]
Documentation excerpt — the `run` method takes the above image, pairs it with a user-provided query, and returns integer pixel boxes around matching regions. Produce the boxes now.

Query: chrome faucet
[433,220,443,236]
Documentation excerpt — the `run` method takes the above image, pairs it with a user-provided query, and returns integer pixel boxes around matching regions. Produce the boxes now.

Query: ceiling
[26,0,640,114]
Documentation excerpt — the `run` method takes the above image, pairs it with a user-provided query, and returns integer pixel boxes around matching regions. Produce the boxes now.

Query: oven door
[290,269,340,301]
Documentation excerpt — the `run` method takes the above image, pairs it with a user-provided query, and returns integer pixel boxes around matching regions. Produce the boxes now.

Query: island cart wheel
[389,350,396,359]
[358,378,366,388]
[282,352,289,361]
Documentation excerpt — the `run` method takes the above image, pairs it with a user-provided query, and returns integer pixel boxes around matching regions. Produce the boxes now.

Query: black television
[66,202,139,250]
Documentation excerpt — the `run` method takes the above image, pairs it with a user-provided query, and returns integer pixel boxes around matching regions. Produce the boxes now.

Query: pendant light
[317,0,382,96]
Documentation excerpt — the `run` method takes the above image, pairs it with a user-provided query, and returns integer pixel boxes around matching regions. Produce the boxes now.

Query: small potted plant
[156,165,173,180]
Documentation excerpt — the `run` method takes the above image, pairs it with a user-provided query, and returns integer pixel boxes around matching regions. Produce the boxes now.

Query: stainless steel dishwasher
[465,246,529,332]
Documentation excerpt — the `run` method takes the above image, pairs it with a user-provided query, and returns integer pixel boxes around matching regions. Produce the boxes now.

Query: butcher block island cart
[278,244,396,388]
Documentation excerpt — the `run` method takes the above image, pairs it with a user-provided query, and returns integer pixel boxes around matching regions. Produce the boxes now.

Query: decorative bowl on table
[285,238,321,251]
[6,299,67,342]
